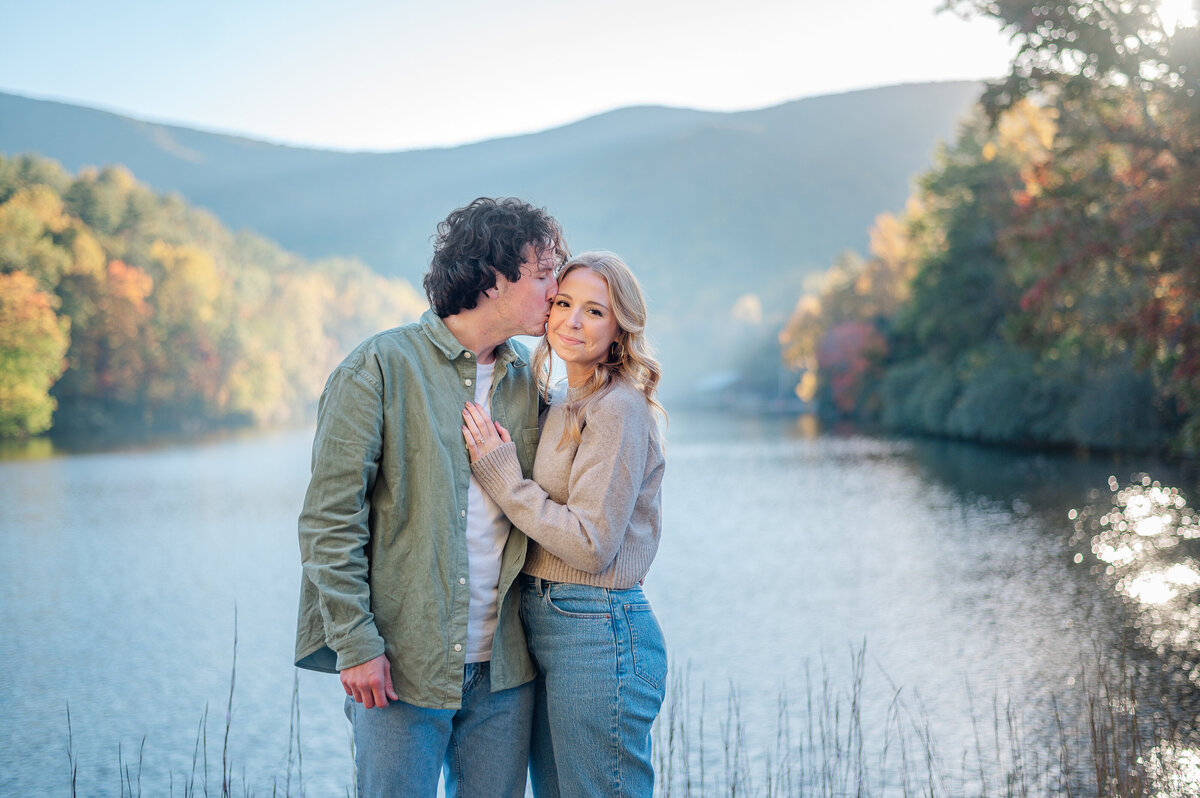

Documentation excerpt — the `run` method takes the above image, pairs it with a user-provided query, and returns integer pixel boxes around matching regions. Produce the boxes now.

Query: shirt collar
[419,309,528,368]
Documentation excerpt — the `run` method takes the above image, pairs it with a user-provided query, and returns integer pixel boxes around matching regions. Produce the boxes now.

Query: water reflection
[1146,743,1200,798]
[5,418,1200,795]
[1070,475,1200,664]
[1068,474,1200,796]
[0,436,55,461]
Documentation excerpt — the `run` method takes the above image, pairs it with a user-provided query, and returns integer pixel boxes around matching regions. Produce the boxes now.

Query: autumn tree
[0,155,70,205]
[0,185,75,290]
[0,153,427,438]
[943,0,1199,139]
[0,272,69,437]
[946,0,1200,450]
[779,204,922,410]
[776,3,1199,451]
[783,94,1177,450]
[53,260,156,424]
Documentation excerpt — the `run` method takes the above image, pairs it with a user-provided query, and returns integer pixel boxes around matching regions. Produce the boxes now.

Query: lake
[2,411,1198,795]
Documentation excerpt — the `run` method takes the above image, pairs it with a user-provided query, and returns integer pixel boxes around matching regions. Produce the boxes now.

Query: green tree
[944,0,1200,155]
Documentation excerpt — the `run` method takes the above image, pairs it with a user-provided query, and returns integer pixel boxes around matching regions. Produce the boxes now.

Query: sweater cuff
[471,441,524,501]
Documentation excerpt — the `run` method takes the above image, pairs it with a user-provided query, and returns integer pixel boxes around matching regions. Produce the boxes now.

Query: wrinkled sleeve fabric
[297,362,389,671]
[471,393,649,574]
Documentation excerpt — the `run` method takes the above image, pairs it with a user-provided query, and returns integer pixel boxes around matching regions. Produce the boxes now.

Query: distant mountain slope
[0,83,983,391]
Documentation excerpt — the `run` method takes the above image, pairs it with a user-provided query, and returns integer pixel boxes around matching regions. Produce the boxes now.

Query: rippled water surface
[2,412,1198,795]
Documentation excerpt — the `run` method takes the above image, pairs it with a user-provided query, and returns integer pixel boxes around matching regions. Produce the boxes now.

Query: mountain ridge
[0,81,985,391]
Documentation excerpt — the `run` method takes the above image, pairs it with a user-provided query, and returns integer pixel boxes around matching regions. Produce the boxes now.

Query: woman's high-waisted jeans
[521,575,668,798]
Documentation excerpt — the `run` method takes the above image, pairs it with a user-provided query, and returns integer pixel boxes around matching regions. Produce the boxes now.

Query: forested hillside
[0,155,424,438]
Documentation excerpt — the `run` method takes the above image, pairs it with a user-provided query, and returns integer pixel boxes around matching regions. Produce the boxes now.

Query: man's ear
[484,286,499,299]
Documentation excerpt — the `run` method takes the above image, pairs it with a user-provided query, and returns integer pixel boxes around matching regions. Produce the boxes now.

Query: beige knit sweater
[470,379,665,589]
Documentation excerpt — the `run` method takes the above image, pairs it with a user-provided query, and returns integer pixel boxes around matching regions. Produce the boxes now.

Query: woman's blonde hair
[532,251,665,445]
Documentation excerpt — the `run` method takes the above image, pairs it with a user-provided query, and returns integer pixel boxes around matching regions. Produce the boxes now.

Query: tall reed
[653,641,1196,797]
[61,638,1195,796]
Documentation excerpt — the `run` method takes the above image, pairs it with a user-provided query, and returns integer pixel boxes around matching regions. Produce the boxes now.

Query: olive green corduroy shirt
[295,310,539,709]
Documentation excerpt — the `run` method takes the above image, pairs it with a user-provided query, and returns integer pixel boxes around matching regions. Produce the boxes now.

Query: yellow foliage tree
[0,271,70,436]
[0,186,74,290]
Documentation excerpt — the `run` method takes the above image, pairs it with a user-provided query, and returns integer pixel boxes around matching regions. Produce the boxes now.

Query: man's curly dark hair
[423,197,568,317]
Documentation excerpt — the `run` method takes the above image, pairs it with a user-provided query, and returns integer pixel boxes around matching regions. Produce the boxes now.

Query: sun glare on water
[1157,0,1199,33]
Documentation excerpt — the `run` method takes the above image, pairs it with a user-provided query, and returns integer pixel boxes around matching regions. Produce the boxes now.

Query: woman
[461,250,668,797]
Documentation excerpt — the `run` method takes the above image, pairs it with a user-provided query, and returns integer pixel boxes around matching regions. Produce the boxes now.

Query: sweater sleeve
[471,392,651,574]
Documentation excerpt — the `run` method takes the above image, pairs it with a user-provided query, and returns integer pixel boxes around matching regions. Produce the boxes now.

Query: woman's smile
[546,268,620,385]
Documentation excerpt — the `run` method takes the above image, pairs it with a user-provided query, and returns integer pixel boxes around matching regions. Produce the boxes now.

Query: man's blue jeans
[345,660,533,797]
[521,576,669,797]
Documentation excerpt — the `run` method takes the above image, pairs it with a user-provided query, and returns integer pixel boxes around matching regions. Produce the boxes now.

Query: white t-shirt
[464,359,508,663]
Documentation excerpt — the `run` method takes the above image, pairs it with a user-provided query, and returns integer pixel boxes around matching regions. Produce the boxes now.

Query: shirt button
[465,352,472,359]
[454,643,463,652]
[460,510,466,518]
[459,577,467,585]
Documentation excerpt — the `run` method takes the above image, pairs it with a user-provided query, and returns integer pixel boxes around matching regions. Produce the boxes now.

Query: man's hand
[340,654,399,709]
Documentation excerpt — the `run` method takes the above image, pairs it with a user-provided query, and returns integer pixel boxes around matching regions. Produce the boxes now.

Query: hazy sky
[1,0,1022,152]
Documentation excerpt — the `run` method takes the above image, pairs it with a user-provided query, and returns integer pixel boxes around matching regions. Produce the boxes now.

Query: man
[295,197,566,796]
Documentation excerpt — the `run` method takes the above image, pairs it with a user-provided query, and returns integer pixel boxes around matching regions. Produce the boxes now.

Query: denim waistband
[521,574,554,595]
[521,574,646,597]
